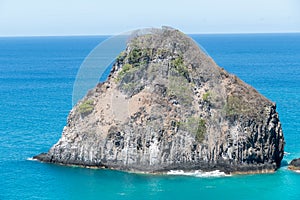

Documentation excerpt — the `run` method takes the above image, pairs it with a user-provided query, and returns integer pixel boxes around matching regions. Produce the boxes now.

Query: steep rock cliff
[35,27,285,174]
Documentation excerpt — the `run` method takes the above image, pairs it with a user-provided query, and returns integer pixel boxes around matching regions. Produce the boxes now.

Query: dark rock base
[33,153,278,175]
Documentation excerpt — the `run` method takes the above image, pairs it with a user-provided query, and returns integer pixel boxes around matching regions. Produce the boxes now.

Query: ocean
[0,34,299,199]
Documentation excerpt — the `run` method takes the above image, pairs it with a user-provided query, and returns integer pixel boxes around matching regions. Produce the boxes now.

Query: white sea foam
[166,170,230,177]
[26,157,37,161]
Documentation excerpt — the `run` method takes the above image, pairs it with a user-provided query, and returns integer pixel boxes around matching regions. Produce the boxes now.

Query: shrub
[202,91,211,102]
[128,47,151,65]
[171,56,189,78]
[116,63,133,82]
[179,117,206,143]
[128,48,143,64]
[196,119,206,142]
[79,99,94,114]
[116,51,126,62]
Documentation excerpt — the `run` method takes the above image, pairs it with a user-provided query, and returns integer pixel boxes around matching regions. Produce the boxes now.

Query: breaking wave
[167,170,230,177]
[26,157,37,161]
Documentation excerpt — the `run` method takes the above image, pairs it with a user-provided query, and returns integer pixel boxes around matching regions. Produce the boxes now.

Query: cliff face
[35,27,285,174]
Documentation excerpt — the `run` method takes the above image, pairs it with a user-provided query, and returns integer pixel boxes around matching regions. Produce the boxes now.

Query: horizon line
[1,31,300,38]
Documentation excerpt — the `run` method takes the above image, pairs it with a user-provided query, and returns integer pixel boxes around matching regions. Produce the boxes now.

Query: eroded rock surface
[288,158,300,171]
[34,27,285,174]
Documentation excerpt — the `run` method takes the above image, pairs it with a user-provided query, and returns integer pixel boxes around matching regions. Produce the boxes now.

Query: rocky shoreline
[34,152,278,175]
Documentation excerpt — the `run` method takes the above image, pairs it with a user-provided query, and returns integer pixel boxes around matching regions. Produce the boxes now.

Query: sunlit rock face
[35,27,284,174]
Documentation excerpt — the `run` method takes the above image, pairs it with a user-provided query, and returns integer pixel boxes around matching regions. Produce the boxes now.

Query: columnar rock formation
[35,27,285,174]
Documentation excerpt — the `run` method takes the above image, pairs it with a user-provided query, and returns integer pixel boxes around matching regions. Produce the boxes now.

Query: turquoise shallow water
[0,34,300,199]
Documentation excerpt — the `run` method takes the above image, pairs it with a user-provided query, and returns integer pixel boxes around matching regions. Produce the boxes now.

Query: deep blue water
[0,34,300,200]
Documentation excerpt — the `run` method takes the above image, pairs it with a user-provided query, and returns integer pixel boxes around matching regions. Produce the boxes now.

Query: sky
[0,0,299,36]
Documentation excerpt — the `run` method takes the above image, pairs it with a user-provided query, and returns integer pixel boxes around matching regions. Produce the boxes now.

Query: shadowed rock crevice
[34,27,285,174]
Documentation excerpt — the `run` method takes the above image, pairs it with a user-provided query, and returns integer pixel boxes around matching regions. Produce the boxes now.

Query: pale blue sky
[0,0,299,36]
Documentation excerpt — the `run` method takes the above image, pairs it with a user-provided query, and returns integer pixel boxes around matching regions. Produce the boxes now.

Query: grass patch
[179,117,206,143]
[116,63,134,82]
[196,119,206,142]
[157,48,169,57]
[224,95,250,116]
[122,82,138,91]
[79,99,94,114]
[167,75,193,106]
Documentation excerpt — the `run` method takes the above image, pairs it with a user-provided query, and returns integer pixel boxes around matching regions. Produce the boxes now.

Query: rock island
[34,27,285,174]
